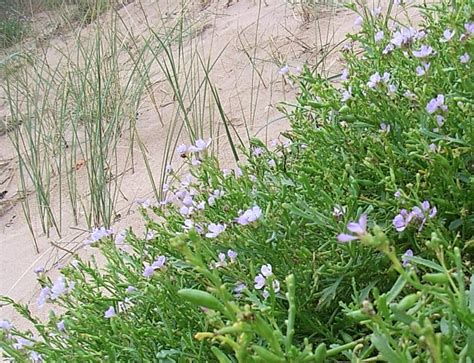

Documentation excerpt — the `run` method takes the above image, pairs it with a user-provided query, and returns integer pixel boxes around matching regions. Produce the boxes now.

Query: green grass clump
[1,0,473,361]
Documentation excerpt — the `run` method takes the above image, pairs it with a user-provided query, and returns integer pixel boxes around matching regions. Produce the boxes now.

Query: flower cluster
[392,201,437,232]
[236,206,262,225]
[143,256,166,278]
[337,214,368,243]
[37,276,75,308]
[176,138,212,157]
[254,264,280,299]
[213,249,237,268]
[83,226,113,245]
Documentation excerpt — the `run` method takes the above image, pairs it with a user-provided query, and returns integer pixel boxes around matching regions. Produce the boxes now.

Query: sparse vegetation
[0,0,473,361]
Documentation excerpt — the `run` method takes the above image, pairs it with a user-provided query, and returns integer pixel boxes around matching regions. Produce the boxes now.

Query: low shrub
[1,0,472,361]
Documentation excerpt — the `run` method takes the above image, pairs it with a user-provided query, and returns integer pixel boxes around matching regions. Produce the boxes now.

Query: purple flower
[84,226,113,245]
[416,62,430,76]
[341,68,349,80]
[440,29,455,42]
[367,72,390,88]
[126,286,137,294]
[337,214,367,242]
[465,22,474,35]
[394,190,402,198]
[375,30,384,43]
[387,84,397,96]
[393,214,407,232]
[34,267,45,274]
[383,43,395,55]
[104,306,116,319]
[146,230,155,240]
[236,206,262,225]
[152,256,166,269]
[143,265,155,278]
[234,283,246,297]
[341,87,352,102]
[205,223,226,238]
[227,249,238,262]
[436,115,445,127]
[0,320,12,331]
[30,351,43,362]
[279,65,290,75]
[214,253,227,268]
[380,123,391,133]
[261,264,273,277]
[402,249,413,267]
[252,147,264,157]
[460,53,470,64]
[254,274,266,289]
[413,45,433,58]
[426,94,447,114]
[391,27,417,47]
[176,144,187,156]
[57,320,66,332]
[354,16,363,27]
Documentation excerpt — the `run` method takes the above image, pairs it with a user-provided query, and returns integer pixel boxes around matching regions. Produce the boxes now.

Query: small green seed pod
[177,289,225,313]
[422,273,450,284]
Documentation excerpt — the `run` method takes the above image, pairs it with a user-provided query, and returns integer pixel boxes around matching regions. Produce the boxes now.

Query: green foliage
[1,0,473,362]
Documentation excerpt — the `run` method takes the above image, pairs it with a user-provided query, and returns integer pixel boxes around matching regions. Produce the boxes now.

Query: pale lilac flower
[222,168,231,177]
[196,201,206,210]
[13,337,34,350]
[261,264,273,277]
[402,249,413,267]
[143,265,155,278]
[354,16,363,27]
[268,159,276,168]
[460,53,470,63]
[214,253,227,268]
[235,167,243,178]
[272,279,281,293]
[234,283,246,297]
[115,230,126,245]
[254,274,266,289]
[191,157,201,166]
[394,190,402,198]
[126,286,137,294]
[440,29,455,42]
[30,351,43,362]
[152,256,166,270]
[279,65,290,75]
[371,7,382,16]
[383,43,395,55]
[426,94,447,114]
[57,320,66,332]
[165,164,173,173]
[337,214,368,242]
[393,213,408,232]
[176,144,187,156]
[194,138,212,152]
[465,22,474,34]
[341,87,352,102]
[435,115,445,127]
[84,226,112,245]
[0,320,12,331]
[227,249,238,262]
[37,287,50,308]
[236,206,262,225]
[262,290,270,300]
[205,223,226,238]
[387,84,397,96]
[183,219,194,230]
[253,147,264,157]
[341,68,349,80]
[51,277,68,300]
[403,90,416,99]
[33,267,45,274]
[416,62,430,76]
[429,143,439,152]
[367,72,390,88]
[380,123,391,133]
[249,175,257,182]
[391,27,417,47]
[332,205,346,218]
[104,306,116,319]
[375,30,384,42]
[70,259,79,269]
[413,45,433,58]
[146,230,155,240]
